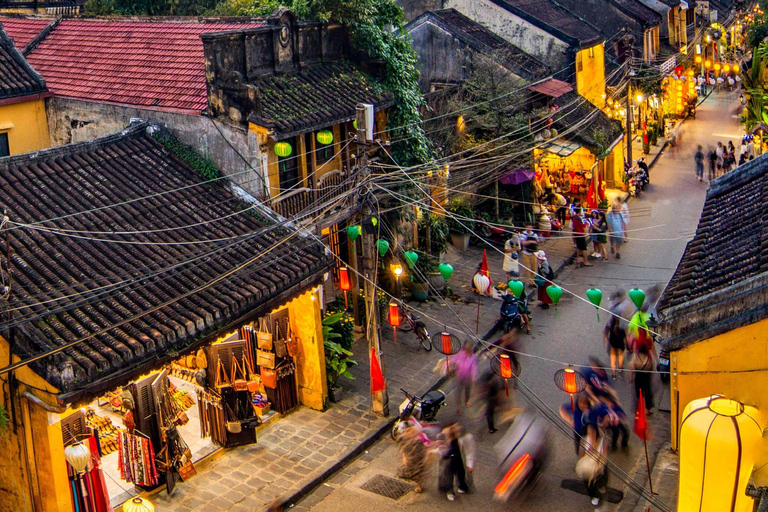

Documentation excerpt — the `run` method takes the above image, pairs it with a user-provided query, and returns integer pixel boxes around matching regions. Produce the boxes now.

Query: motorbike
[625,168,642,198]
[493,411,550,504]
[391,388,446,440]
[482,293,529,340]
[476,214,517,244]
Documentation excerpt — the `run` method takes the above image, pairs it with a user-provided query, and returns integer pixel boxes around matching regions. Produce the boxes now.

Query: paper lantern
[347,225,361,242]
[733,63,740,72]
[554,366,585,410]
[586,288,603,321]
[678,396,762,512]
[316,130,334,145]
[546,285,562,304]
[442,332,453,374]
[628,288,645,309]
[439,263,454,281]
[404,251,419,269]
[376,239,390,258]
[723,64,731,72]
[695,55,702,63]
[274,141,292,158]
[388,302,400,344]
[473,274,490,295]
[338,267,351,308]
[500,354,513,396]
[123,497,155,512]
[508,280,524,299]
[64,441,91,474]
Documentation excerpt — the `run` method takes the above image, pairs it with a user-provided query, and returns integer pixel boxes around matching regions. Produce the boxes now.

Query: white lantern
[697,77,705,84]
[123,497,155,512]
[728,78,735,86]
[716,77,724,84]
[709,78,716,85]
[64,441,91,474]
[473,274,490,295]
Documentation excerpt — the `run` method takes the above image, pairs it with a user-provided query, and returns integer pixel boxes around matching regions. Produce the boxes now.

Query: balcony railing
[271,170,351,219]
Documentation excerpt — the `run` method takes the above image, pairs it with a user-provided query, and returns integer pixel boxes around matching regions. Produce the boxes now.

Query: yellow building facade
[575,43,606,109]
[0,96,50,155]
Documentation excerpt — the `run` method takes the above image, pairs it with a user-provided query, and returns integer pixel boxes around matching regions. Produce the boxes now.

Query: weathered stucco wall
[575,45,606,108]
[398,0,445,20]
[442,0,571,70]
[45,97,267,199]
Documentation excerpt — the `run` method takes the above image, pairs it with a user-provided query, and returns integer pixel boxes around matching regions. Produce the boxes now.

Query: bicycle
[396,303,432,351]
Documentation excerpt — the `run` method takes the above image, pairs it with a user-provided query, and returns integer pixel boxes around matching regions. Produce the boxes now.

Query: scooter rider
[482,293,531,340]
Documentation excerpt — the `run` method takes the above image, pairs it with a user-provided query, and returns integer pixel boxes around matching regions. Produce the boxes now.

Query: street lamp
[636,94,644,103]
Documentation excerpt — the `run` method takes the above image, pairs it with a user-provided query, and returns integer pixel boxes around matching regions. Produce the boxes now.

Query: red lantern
[563,367,578,394]
[442,332,452,374]
[554,366,585,411]
[338,267,352,308]
[500,354,512,396]
[388,302,400,343]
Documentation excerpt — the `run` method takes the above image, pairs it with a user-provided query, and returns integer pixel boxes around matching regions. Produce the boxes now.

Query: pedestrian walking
[548,191,568,226]
[716,141,725,173]
[590,210,608,260]
[601,395,630,451]
[449,342,478,410]
[708,146,717,181]
[606,198,626,259]
[559,392,591,455]
[534,250,553,309]
[575,415,610,507]
[629,343,655,416]
[694,145,704,181]
[571,207,592,267]
[604,316,627,380]
[437,423,473,500]
[502,230,521,280]
[479,370,503,434]
[519,224,539,286]
[583,356,616,402]
[396,424,427,492]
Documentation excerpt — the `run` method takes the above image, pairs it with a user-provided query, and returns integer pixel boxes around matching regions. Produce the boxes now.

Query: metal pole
[627,80,633,165]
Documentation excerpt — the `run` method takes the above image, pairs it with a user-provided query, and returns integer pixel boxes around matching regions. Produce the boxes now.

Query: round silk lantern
[64,441,91,474]
[473,274,490,295]
[628,288,645,310]
[677,396,762,512]
[404,251,419,269]
[274,141,292,158]
[316,130,334,145]
[547,285,563,316]
[554,366,585,410]
[123,497,155,512]
[508,280,524,299]
[586,288,603,321]
[376,239,390,258]
[439,263,454,282]
[338,267,351,308]
[388,302,400,343]
[347,225,361,242]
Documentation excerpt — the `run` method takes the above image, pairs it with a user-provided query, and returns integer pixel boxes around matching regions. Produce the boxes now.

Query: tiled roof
[551,91,623,154]
[24,19,264,113]
[2,123,329,397]
[609,0,662,27]
[554,0,660,43]
[248,60,395,138]
[419,9,550,80]
[0,17,53,51]
[492,0,604,48]
[658,154,768,312]
[528,78,573,97]
[0,23,47,101]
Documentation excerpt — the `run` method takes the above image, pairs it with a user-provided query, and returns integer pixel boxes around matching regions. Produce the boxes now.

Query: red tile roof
[23,19,264,113]
[527,78,573,97]
[0,17,53,50]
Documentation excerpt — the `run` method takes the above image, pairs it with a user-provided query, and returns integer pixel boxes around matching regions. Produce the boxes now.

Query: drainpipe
[20,390,67,414]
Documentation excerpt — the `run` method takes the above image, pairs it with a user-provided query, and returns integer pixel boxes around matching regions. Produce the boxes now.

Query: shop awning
[527,78,573,98]
[750,123,768,135]
[540,139,582,157]
[499,168,535,185]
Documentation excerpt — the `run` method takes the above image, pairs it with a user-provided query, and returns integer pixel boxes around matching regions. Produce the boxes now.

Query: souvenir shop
[533,140,604,208]
[57,288,326,511]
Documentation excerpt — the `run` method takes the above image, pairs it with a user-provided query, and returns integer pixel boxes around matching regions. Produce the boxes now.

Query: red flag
[480,249,491,294]
[370,347,385,392]
[634,390,648,440]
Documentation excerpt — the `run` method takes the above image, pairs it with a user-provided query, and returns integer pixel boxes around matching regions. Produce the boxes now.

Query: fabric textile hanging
[267,361,298,414]
[117,431,159,486]
[66,435,112,512]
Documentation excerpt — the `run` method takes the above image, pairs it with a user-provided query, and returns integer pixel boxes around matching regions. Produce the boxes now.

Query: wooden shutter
[271,309,290,341]
[208,340,246,383]
[130,374,160,449]
[151,369,170,428]
[61,409,86,446]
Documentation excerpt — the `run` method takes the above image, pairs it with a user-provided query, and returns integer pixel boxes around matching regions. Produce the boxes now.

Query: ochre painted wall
[285,289,328,410]
[670,318,768,484]
[576,44,606,109]
[0,98,50,155]
[609,139,625,186]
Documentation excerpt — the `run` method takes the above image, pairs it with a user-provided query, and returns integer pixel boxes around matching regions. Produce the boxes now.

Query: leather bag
[257,318,273,351]
[231,358,247,392]
[257,349,275,369]
[286,336,299,357]
[260,367,277,389]
[215,360,232,391]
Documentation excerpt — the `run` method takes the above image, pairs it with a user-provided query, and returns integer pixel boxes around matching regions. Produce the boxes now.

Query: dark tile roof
[1,123,330,397]
[550,91,624,154]
[655,0,681,7]
[553,0,660,44]
[23,18,264,113]
[415,9,550,81]
[248,60,395,138]
[0,23,47,101]
[491,0,604,48]
[609,0,663,27]
[0,17,54,51]
[658,154,768,313]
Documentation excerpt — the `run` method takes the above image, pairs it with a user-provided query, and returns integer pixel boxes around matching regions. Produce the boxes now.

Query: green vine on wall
[152,129,221,182]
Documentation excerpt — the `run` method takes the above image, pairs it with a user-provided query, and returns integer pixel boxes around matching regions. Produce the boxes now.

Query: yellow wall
[0,98,50,155]
[670,317,768,484]
[284,289,328,410]
[609,139,624,186]
[576,44,606,109]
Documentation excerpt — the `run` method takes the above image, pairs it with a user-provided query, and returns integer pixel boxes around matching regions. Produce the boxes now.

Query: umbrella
[499,168,536,185]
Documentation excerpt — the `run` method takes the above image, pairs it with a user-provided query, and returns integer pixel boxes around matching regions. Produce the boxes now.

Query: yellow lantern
[687,69,695,76]
[274,141,292,158]
[705,60,712,69]
[723,64,731,72]
[714,62,721,72]
[677,396,761,512]
[733,63,741,72]
[316,130,334,145]
[123,497,155,512]
[695,55,702,64]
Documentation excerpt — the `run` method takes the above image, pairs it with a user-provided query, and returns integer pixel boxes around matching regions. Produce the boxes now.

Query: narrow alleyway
[294,89,744,512]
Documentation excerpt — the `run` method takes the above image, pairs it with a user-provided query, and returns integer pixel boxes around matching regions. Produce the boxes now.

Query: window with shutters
[61,409,86,446]
[271,308,290,340]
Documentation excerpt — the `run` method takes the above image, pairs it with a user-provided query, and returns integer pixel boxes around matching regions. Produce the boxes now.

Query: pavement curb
[283,373,451,508]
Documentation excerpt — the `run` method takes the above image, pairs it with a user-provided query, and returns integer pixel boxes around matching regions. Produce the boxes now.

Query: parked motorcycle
[493,411,550,504]
[482,293,529,340]
[476,214,517,244]
[391,388,446,440]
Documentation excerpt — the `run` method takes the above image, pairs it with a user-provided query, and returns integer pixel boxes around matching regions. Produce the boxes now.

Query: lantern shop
[0,126,333,512]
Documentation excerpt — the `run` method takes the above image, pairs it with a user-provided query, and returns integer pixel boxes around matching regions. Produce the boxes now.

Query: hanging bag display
[216,360,232,391]
[257,349,275,369]
[260,367,277,389]
[273,323,288,358]
[245,357,261,393]
[225,403,241,434]
[286,336,299,358]
[257,318,273,351]
[231,358,247,392]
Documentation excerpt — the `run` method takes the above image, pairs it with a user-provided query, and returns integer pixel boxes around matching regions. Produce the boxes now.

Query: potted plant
[322,311,356,402]
[445,198,473,250]
[408,253,436,301]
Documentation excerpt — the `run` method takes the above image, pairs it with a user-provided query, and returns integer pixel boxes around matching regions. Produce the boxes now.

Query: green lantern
[547,285,563,316]
[508,280,525,299]
[586,288,603,322]
[347,225,361,242]
[371,216,378,227]
[628,288,646,310]
[439,263,454,282]
[274,141,292,157]
[353,119,358,130]
[376,239,390,258]
[404,251,418,269]
[316,130,334,145]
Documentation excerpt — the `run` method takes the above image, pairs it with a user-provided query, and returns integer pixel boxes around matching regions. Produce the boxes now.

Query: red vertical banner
[370,346,385,392]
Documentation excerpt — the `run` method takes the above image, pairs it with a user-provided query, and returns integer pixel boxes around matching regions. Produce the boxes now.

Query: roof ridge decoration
[0,22,48,101]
